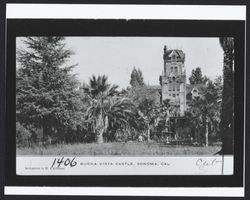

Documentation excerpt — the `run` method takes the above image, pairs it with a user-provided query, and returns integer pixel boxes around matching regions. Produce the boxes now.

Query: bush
[16,122,32,148]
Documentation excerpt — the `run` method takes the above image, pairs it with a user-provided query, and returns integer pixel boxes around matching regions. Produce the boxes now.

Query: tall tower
[160,45,186,116]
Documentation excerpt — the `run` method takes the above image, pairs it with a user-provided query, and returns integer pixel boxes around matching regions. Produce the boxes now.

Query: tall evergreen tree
[189,67,204,85]
[16,37,81,144]
[218,37,234,154]
[129,67,145,87]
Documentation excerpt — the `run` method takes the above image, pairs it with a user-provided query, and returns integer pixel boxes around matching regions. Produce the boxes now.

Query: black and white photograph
[15,36,235,175]
[16,36,233,155]
[3,3,246,197]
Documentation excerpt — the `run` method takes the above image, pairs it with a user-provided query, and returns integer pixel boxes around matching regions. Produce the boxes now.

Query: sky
[17,37,224,89]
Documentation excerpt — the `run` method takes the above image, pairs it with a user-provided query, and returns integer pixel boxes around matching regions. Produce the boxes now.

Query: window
[175,67,178,72]
[172,55,176,62]
[177,94,179,96]
[171,67,173,72]
[176,82,180,91]
[169,94,171,96]
[173,94,176,97]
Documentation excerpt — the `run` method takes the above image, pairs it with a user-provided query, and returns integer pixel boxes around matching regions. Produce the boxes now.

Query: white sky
[17,37,224,89]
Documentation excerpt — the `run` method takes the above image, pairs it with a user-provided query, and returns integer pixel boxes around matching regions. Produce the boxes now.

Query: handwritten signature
[195,158,222,172]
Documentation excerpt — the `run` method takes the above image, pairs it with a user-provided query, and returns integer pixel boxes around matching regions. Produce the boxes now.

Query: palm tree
[188,96,207,145]
[105,97,139,141]
[218,37,234,154]
[188,81,221,146]
[85,75,118,98]
[84,75,138,143]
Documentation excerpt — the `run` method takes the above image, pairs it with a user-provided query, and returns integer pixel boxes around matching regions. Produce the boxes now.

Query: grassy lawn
[17,142,221,155]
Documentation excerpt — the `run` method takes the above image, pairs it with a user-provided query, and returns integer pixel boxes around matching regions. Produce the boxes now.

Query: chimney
[164,45,167,53]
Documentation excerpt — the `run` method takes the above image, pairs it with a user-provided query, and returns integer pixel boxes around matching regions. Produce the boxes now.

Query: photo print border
[5,18,245,187]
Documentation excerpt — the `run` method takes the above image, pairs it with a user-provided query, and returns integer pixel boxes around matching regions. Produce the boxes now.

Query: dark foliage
[185,77,222,146]
[189,67,208,85]
[130,67,145,87]
[218,37,234,155]
[16,37,85,146]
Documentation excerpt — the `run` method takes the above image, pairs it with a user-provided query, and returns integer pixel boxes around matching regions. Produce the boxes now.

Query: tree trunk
[42,125,49,145]
[95,113,106,144]
[194,128,200,145]
[147,127,151,142]
[97,132,104,144]
[205,119,209,147]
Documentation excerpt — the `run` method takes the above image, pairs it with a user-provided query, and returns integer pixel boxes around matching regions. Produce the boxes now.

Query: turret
[164,45,167,54]
[160,46,187,115]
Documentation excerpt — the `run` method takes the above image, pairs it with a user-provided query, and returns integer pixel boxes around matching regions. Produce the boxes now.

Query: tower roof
[164,49,185,60]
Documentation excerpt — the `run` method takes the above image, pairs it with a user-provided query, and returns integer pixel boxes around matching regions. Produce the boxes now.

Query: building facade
[159,46,187,116]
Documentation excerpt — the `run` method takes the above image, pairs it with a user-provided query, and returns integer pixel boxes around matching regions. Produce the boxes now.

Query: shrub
[16,122,32,148]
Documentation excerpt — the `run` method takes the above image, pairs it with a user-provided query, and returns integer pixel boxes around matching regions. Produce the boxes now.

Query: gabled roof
[175,50,185,59]
[164,49,185,60]
[186,84,204,94]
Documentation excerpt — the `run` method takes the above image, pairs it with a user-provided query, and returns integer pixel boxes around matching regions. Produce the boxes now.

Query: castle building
[160,46,187,116]
[146,46,202,116]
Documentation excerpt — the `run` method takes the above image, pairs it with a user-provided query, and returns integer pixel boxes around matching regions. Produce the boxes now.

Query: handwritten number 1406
[50,157,77,168]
